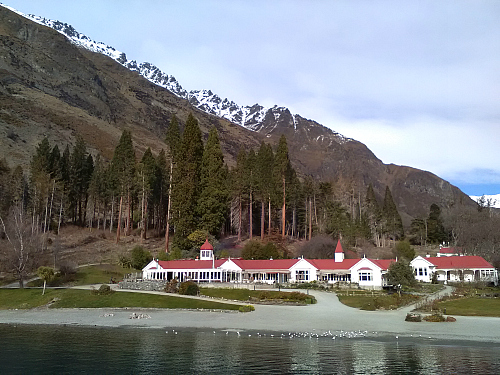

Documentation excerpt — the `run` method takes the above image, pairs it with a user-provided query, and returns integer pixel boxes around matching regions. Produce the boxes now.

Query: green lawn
[200,288,316,304]
[337,293,420,311]
[27,264,131,287]
[436,297,500,317]
[0,289,241,310]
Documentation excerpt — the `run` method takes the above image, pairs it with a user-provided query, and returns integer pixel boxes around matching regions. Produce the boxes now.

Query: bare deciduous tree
[0,204,42,287]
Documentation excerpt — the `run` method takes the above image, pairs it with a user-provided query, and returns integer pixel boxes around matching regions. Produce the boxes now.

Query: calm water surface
[1,324,499,374]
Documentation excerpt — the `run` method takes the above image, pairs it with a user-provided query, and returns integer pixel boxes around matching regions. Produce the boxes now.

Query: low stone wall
[119,280,167,292]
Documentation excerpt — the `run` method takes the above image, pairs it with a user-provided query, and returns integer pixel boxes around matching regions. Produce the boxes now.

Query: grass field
[27,264,131,287]
[435,297,500,317]
[337,292,420,311]
[200,288,316,304]
[0,289,241,310]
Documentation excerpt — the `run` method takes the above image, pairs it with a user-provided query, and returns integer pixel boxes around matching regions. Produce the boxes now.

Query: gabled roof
[156,259,226,270]
[230,259,300,271]
[369,259,396,270]
[426,256,494,270]
[308,258,360,270]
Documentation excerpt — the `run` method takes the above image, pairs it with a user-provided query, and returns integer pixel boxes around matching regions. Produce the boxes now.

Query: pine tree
[198,127,228,237]
[164,115,181,252]
[274,135,289,238]
[427,203,446,244]
[246,149,257,239]
[382,186,404,241]
[256,142,274,239]
[138,148,156,240]
[231,148,247,241]
[111,130,136,242]
[365,183,382,246]
[171,113,203,249]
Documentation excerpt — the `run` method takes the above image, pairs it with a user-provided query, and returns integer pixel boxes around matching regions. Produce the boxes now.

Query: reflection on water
[1,324,499,374]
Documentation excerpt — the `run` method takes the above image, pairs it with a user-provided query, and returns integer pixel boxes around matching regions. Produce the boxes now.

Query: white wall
[349,259,384,289]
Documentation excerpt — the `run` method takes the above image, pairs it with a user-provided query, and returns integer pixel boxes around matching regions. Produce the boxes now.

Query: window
[295,270,309,281]
[359,272,372,281]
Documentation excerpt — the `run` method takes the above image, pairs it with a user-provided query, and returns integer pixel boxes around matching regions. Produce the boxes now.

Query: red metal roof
[157,259,225,270]
[335,240,344,253]
[358,267,373,271]
[369,259,396,270]
[427,256,494,269]
[230,259,300,271]
[308,258,360,270]
[200,239,214,250]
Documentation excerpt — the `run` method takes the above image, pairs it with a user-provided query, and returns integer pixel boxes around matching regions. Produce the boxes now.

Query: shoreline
[1,290,499,343]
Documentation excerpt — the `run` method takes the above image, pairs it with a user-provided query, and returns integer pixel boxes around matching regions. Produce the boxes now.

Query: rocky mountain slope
[0,5,475,225]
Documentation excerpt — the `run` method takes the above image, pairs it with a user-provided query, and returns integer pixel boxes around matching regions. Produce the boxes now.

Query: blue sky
[4,0,500,196]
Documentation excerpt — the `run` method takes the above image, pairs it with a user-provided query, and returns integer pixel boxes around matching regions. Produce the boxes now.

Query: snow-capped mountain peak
[1,3,351,145]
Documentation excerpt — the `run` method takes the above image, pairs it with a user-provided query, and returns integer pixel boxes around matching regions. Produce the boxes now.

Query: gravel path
[0,286,498,342]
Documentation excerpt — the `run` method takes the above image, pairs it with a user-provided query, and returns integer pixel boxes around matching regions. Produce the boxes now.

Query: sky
[3,0,500,196]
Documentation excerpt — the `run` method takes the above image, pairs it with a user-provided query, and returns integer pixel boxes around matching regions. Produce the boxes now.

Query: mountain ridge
[0,4,476,226]
[3,3,351,146]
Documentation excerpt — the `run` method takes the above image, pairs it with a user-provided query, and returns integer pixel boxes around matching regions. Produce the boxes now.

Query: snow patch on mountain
[2,3,352,145]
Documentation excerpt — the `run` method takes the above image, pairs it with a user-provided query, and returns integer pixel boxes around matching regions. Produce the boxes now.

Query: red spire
[335,240,344,253]
[200,238,213,250]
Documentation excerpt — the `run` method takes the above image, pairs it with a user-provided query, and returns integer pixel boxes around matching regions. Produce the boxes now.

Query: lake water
[1,324,499,374]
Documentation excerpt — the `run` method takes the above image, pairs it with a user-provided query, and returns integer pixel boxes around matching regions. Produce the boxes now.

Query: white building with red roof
[410,255,498,285]
[142,239,396,289]
[142,239,498,288]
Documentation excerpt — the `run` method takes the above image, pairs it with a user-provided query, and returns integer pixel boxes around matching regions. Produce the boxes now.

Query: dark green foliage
[386,259,416,287]
[427,203,447,244]
[382,186,404,240]
[198,127,228,236]
[0,159,11,215]
[273,135,289,236]
[172,113,204,248]
[91,284,115,296]
[165,114,181,160]
[111,130,136,196]
[241,240,280,260]
[365,184,382,244]
[405,313,422,322]
[394,240,416,261]
[130,245,152,270]
[178,280,199,296]
[70,136,93,224]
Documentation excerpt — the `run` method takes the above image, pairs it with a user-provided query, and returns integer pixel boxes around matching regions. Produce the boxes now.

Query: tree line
[1,113,497,267]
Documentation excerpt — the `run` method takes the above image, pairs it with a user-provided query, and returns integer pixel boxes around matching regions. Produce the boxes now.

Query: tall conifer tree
[382,186,404,241]
[164,115,181,252]
[198,127,228,236]
[111,130,136,242]
[172,113,203,249]
[274,135,289,238]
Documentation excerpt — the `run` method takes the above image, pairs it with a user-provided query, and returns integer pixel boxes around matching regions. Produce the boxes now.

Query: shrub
[423,313,446,322]
[164,279,179,293]
[178,281,199,296]
[405,313,422,322]
[59,261,77,276]
[118,254,132,269]
[239,305,255,312]
[91,284,114,296]
[130,246,151,270]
